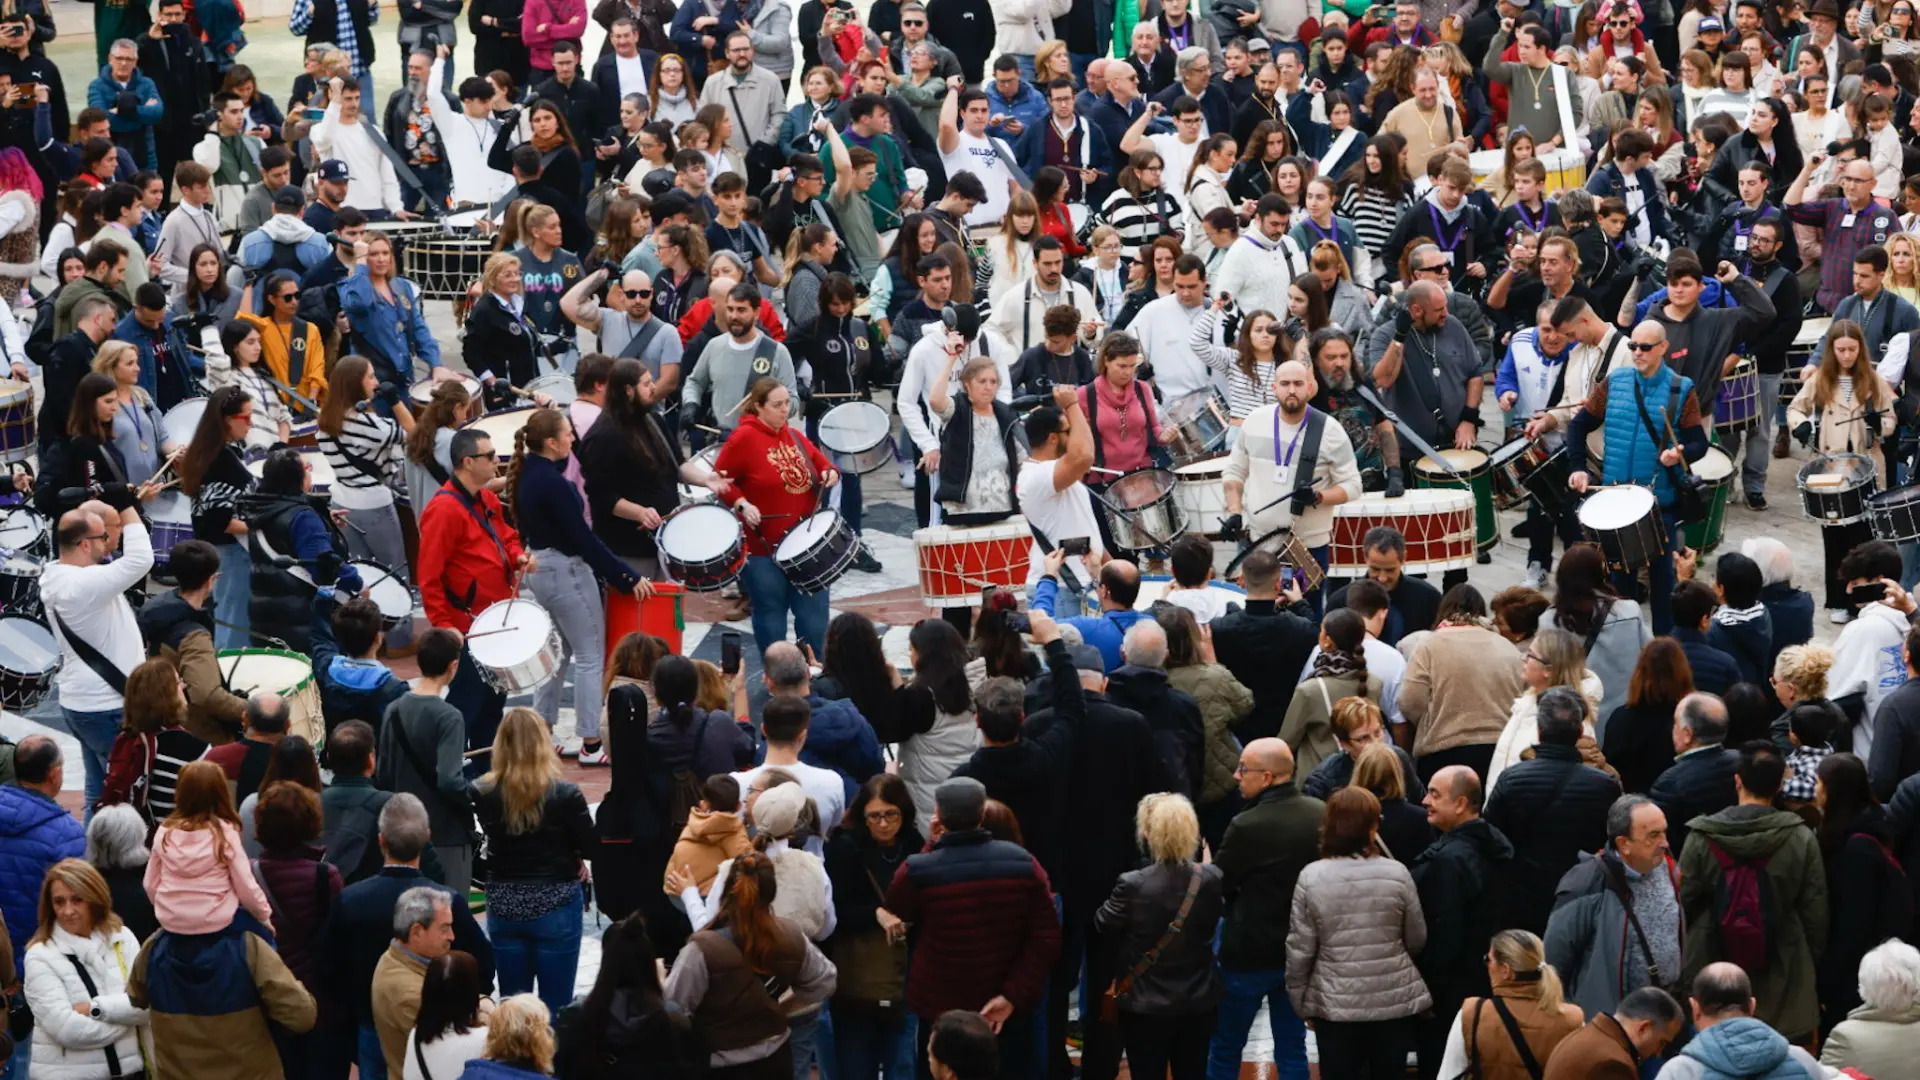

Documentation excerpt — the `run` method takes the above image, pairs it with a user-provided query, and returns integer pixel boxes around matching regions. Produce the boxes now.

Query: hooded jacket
[1544,848,1683,1019]
[1680,805,1829,1040]
[127,922,318,1080]
[138,590,248,745]
[1105,666,1205,800]
[310,589,409,746]
[238,215,330,276]
[1412,817,1515,1008]
[1484,743,1622,937]
[1211,228,1310,322]
[0,785,87,973]
[146,821,276,935]
[1656,1016,1824,1080]
[666,810,751,896]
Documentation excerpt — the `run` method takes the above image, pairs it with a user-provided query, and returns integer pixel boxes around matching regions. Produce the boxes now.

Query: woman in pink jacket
[520,0,587,82]
[142,759,275,936]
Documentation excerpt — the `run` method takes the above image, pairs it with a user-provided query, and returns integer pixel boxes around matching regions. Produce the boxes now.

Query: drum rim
[1415,448,1491,472]
[1578,484,1658,526]
[1339,489,1475,511]
[775,510,849,556]
[913,516,1032,542]
[215,648,317,692]
[660,502,744,560]
[0,614,60,674]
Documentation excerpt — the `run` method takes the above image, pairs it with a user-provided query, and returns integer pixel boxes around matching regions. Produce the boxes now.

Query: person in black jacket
[951,646,1086,892]
[580,358,710,578]
[242,448,347,654]
[469,0,529,86]
[1648,692,1739,855]
[42,372,162,518]
[1867,634,1920,801]
[1008,305,1095,401]
[822,772,924,1080]
[1411,766,1515,1080]
[1484,688,1624,936]
[140,0,210,197]
[493,131,592,252]
[552,913,704,1080]
[1106,620,1205,801]
[1671,580,1743,697]
[39,290,125,466]
[465,251,547,409]
[1815,752,1915,1037]
[1209,551,1318,742]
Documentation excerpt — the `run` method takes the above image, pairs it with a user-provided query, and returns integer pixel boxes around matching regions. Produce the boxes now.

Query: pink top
[564,398,603,524]
[144,821,274,935]
[1079,377,1160,474]
[520,0,588,70]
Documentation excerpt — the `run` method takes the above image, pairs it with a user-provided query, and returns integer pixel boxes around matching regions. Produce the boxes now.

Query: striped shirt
[1189,307,1279,420]
[319,406,403,511]
[145,728,211,820]
[1095,188,1186,262]
[1338,184,1415,259]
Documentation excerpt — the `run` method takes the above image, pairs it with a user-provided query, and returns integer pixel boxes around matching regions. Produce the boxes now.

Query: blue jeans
[354,66,375,109]
[490,884,584,1014]
[65,705,123,818]
[831,1003,916,1080]
[357,1021,387,1080]
[1207,965,1308,1080]
[741,554,830,657]
[790,1009,824,1080]
[1013,54,1037,81]
[215,539,252,648]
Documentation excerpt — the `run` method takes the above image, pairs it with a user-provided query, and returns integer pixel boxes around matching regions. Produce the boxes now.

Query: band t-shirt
[939,129,1015,226]
[515,245,583,342]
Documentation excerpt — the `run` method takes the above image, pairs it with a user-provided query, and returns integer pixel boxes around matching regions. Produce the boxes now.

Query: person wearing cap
[1784,0,1858,81]
[677,765,839,943]
[238,185,331,282]
[1693,15,1732,61]
[313,74,411,220]
[884,619,1074,1077]
[303,159,356,236]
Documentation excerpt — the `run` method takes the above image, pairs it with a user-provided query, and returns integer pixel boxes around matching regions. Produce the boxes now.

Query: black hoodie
[1411,817,1516,1006]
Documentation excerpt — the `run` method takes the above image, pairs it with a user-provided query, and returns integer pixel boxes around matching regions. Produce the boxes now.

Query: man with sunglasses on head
[236,270,329,414]
[1372,242,1497,377]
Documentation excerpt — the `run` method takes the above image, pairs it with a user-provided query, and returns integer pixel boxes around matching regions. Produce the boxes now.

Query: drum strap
[48,606,129,697]
[431,485,513,579]
[1026,521,1087,595]
[1085,380,1152,469]
[620,318,667,367]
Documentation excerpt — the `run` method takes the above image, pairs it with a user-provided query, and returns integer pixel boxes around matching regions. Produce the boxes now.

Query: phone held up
[721,630,742,676]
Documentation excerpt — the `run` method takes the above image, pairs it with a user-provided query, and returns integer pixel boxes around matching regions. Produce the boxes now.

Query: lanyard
[1429,203,1467,251]
[1516,200,1546,232]
[1303,217,1337,244]
[1274,408,1307,469]
[120,397,151,451]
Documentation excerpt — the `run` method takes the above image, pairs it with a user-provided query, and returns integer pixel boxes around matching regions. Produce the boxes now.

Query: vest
[688,923,810,1052]
[1601,363,1693,506]
[0,223,34,304]
[245,492,330,649]
[303,0,376,68]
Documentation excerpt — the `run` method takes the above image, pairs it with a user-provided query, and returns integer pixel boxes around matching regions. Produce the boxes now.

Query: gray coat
[1285,855,1432,1022]
[1542,599,1652,741]
[1543,848,1682,1019]
[1821,1002,1920,1078]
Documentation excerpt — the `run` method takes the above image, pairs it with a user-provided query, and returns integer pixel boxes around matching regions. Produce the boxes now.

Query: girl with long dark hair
[823,774,925,1080]
[1541,543,1652,727]
[1095,148,1185,263]
[207,318,292,451]
[813,611,903,737]
[871,213,939,323]
[554,916,702,1080]
[407,952,492,1080]
[1815,752,1914,1036]
[317,355,417,653]
[1338,134,1415,262]
[893,618,976,824]
[1227,120,1295,207]
[171,386,255,645]
[405,379,481,515]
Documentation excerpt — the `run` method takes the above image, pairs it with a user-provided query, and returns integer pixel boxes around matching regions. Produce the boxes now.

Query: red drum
[1328,490,1477,576]
[913,518,1033,606]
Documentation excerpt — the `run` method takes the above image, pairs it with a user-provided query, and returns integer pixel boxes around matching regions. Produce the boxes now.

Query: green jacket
[1215,780,1326,971]
[822,130,909,234]
[1680,804,1829,1040]
[53,275,132,341]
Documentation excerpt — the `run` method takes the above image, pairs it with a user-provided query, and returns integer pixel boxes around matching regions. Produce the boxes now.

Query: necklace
[1525,64,1548,109]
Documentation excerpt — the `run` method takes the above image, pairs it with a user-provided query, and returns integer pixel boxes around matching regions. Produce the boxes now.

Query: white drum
[0,508,48,559]
[1577,485,1667,569]
[1172,457,1228,537]
[248,447,335,496]
[467,596,564,694]
[677,444,723,505]
[657,502,746,590]
[162,397,207,447]
[347,560,414,632]
[460,406,539,463]
[411,373,484,409]
[216,649,323,745]
[815,401,894,474]
[524,373,578,406]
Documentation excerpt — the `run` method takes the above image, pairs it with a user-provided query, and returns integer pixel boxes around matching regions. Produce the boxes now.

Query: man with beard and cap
[1221,360,1362,616]
[1306,326,1401,496]
[1495,301,1575,587]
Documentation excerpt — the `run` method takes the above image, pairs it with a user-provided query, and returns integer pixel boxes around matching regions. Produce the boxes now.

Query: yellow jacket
[236,310,329,411]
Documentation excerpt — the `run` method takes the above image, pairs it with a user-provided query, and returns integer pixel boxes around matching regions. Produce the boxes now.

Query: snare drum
[0,379,34,464]
[1413,449,1498,552]
[1714,358,1760,436]
[1224,527,1326,595]
[459,405,541,464]
[1578,486,1668,571]
[0,616,58,711]
[913,518,1032,605]
[1172,457,1229,536]
[148,491,195,568]
[347,560,415,631]
[0,507,49,560]
[162,397,207,448]
[774,510,859,595]
[815,401,894,474]
[0,556,41,619]
[1161,388,1230,464]
[217,649,323,745]
[1869,484,1920,544]
[1329,490,1476,576]
[1133,575,1246,612]
[524,373,577,406]
[1683,447,1736,553]
[657,502,746,590]
[411,373,484,409]
[466,596,564,695]
[247,447,334,496]
[677,444,723,506]
[1488,437,1571,512]
[288,420,319,448]
[1798,453,1878,525]
[1101,468,1187,551]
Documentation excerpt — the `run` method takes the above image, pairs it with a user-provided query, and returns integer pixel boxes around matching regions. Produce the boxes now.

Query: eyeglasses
[1141,163,1163,171]
[82,533,107,541]
[1627,341,1660,352]
[1524,652,1543,663]
[865,809,902,823]
[1234,764,1274,777]
[273,291,297,302]
[902,18,925,25]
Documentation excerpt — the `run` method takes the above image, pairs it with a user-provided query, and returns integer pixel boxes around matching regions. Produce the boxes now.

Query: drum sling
[1633,378,1707,524]
[48,607,129,697]
[430,485,512,613]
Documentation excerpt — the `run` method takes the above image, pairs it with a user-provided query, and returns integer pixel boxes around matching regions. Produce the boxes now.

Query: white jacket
[900,708,981,825]
[897,322,1012,455]
[684,839,837,942]
[1128,293,1212,401]
[24,925,151,1080]
[994,0,1073,57]
[1485,670,1605,795]
[1211,229,1309,324]
[1830,600,1914,769]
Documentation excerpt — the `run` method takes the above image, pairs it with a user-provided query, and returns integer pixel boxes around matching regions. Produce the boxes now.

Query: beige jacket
[372,944,428,1080]
[1399,625,1527,758]
[1787,376,1895,457]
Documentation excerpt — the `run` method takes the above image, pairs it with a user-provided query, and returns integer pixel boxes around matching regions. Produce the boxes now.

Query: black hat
[272,185,305,211]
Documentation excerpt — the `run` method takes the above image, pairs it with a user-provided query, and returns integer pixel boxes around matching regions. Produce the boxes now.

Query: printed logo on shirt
[769,440,813,494]
[563,263,580,279]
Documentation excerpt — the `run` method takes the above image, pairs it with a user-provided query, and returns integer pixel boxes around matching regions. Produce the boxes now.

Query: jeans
[357,1021,387,1080]
[215,539,252,648]
[1207,965,1308,1080]
[1525,497,1582,571]
[490,884,585,1014]
[524,550,607,740]
[1742,372,1783,495]
[808,416,864,535]
[831,1004,916,1080]
[1013,54,1037,81]
[448,641,505,775]
[1610,519,1682,634]
[353,66,376,109]
[789,1009,823,1080]
[0,1031,28,1080]
[65,705,123,818]
[1069,52,1097,78]
[275,1018,355,1080]
[342,501,415,648]
[741,554,830,657]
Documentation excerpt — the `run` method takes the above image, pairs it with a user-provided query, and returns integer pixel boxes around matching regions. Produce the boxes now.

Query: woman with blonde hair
[1771,643,1846,761]
[1788,319,1896,618]
[465,253,546,408]
[458,994,556,1080]
[475,708,600,1012]
[1887,233,1920,306]
[1351,739,1433,864]
[317,355,418,653]
[1093,793,1225,1080]
[1309,239,1374,336]
[91,338,174,490]
[22,858,151,1080]
[1435,930,1583,1079]
[1486,627,1609,790]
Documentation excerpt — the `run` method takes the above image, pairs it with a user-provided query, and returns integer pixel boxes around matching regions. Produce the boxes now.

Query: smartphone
[980,584,998,607]
[1369,4,1394,16]
[1005,610,1031,634]
[1061,536,1091,556]
[300,106,326,121]
[721,630,742,676]
[1851,582,1889,605]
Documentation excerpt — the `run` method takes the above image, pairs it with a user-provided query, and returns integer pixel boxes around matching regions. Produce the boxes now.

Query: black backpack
[324,788,394,886]
[261,239,307,277]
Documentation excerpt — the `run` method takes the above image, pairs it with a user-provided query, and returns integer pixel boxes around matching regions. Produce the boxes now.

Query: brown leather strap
[1111,864,1203,998]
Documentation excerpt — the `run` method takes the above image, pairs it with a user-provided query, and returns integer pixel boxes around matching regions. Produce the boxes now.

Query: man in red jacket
[416,426,531,761]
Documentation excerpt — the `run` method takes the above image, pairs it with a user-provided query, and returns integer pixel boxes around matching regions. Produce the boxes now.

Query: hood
[1440,817,1515,862]
[260,215,317,244]
[1688,804,1808,858]
[327,655,399,694]
[137,589,212,651]
[1425,188,1467,224]
[153,823,236,877]
[1683,1017,1791,1075]
[0,784,74,839]
[684,809,745,843]
[800,694,868,752]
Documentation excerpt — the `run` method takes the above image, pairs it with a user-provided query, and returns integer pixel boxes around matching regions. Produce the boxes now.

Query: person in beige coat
[1286,786,1431,1078]
[1398,585,1528,783]
[1787,319,1896,617]
[1821,939,1920,1078]
[1281,609,1383,779]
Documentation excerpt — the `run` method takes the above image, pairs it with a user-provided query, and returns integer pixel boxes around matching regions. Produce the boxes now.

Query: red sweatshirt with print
[714,414,836,555]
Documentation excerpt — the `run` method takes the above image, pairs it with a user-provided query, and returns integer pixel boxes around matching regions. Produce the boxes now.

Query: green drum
[1414,448,1498,553]
[1682,446,1735,553]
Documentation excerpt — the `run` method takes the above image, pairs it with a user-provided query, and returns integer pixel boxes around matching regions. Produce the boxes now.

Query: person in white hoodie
[236,189,332,282]
[1486,626,1606,794]
[1212,193,1309,324]
[1828,540,1917,770]
[22,858,152,1080]
[993,0,1073,77]
[424,46,513,211]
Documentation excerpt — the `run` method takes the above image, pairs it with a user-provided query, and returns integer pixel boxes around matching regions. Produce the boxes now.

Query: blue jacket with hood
[0,783,85,972]
[1659,1015,1821,1080]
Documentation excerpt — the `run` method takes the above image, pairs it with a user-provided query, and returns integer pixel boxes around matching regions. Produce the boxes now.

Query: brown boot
[1773,426,1790,459]
[721,595,752,622]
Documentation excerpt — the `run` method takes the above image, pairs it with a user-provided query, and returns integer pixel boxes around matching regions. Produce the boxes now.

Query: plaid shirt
[1785,197,1897,312]
[289,0,379,72]
[1782,743,1832,801]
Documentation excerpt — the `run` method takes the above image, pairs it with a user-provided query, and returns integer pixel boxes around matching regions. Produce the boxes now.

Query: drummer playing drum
[1787,319,1896,619]
[1220,360,1362,615]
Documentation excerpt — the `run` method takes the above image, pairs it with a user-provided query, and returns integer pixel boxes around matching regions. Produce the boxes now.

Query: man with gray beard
[1308,325,1402,495]
[381,49,452,213]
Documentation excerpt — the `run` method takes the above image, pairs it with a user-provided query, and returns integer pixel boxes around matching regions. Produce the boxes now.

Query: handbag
[830,861,908,1016]
[1098,864,1203,1023]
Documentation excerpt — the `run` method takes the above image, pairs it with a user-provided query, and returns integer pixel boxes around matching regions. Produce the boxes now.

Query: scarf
[1309,647,1365,682]
[530,129,566,153]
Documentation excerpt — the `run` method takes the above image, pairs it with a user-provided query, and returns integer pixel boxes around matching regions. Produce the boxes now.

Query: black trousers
[1318,1017,1416,1080]
[1823,520,1875,610]
[1048,912,1121,1080]
[1527,496,1583,571]
[1116,1008,1215,1080]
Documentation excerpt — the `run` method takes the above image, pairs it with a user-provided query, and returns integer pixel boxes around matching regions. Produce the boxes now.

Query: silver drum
[466,597,564,694]
[815,400,894,474]
[1103,468,1187,551]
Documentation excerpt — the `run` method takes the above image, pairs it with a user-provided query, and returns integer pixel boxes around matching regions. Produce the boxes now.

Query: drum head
[1488,439,1535,467]
[349,561,413,618]
[660,504,742,561]
[249,449,333,488]
[148,490,192,525]
[221,650,314,694]
[1417,449,1490,475]
[0,378,30,405]
[817,402,890,453]
[1692,447,1736,481]
[1346,489,1472,513]
[0,556,40,579]
[412,374,484,406]
[462,407,539,458]
[776,512,843,559]
[1579,486,1658,530]
[525,374,578,405]
[1224,528,1300,580]
[163,398,208,447]
[1795,318,1832,349]
[468,599,555,667]
[0,509,43,550]
[0,617,57,675]
[1173,457,1227,479]
[1108,469,1177,508]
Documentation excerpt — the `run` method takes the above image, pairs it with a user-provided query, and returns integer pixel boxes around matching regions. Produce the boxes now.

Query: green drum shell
[1413,452,1498,553]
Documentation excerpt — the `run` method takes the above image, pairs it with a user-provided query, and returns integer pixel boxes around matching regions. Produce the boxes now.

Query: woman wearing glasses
[235,271,328,418]
[822,774,924,1080]
[1093,148,1185,265]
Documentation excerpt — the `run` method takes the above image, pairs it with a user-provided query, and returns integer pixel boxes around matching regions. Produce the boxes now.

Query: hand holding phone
[1061,536,1091,556]
[721,630,742,676]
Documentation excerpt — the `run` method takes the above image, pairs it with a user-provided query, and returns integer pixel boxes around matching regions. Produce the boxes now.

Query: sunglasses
[902,18,925,25]
[1417,263,1449,273]
[1610,18,1633,26]
[624,288,652,298]
[1627,341,1660,352]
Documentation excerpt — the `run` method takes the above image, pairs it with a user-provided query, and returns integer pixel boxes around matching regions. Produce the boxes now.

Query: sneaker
[1831,609,1853,624]
[1745,492,1768,511]
[898,464,915,490]
[853,543,882,573]
[1523,561,1547,589]
[1477,551,1492,564]
[554,742,574,758]
[721,595,752,622]
[576,744,608,765]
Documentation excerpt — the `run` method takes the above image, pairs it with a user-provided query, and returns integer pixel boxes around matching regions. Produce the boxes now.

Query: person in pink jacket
[142,759,275,935]
[520,0,588,81]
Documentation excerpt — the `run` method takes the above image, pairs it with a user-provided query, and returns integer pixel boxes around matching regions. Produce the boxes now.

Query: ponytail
[506,406,567,524]
[714,853,783,974]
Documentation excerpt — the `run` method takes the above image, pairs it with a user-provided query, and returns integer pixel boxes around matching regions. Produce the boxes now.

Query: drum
[459,406,541,464]
[1578,485,1668,571]
[403,232,495,301]
[0,616,58,711]
[677,444,723,505]
[1714,358,1760,436]
[773,510,859,596]
[815,401,894,474]
[1488,437,1571,512]
[656,502,746,591]
[162,397,207,447]
[1161,388,1230,465]
[247,447,334,496]
[1471,147,1586,194]
[0,555,41,620]
[1869,484,1920,544]
[1798,452,1878,525]
[0,379,33,464]
[1328,490,1476,576]
[1172,457,1229,536]
[1101,468,1186,551]
[1132,576,1246,612]
[0,507,49,560]
[524,373,577,406]
[288,420,319,448]
[1223,527,1326,595]
[1413,449,1497,552]
[912,518,1032,606]
[147,491,195,569]
[1790,317,1830,372]
[466,596,564,695]
[410,373,484,409]
[1683,447,1736,554]
[216,649,323,745]
[347,560,414,632]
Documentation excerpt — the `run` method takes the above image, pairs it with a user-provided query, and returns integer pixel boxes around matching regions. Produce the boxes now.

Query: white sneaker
[1831,609,1853,624]
[577,745,608,765]
[898,465,915,490]
[554,742,575,758]
[1523,562,1546,590]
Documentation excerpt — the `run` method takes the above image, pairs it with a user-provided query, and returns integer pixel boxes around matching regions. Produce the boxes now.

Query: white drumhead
[1488,439,1535,466]
[817,402,891,453]
[349,561,413,617]
[412,374,484,406]
[1578,486,1657,530]
[1416,449,1489,474]
[660,504,742,561]
[163,398,207,447]
[0,617,56,673]
[0,556,39,578]
[1692,447,1735,481]
[525,374,577,405]
[1341,489,1473,514]
[463,409,536,455]
[1795,317,1832,348]
[224,652,313,692]
[148,490,192,525]
[0,379,30,407]
[776,512,842,559]
[1173,457,1228,479]
[1131,578,1245,611]
[249,449,333,488]
[0,509,43,549]
[468,599,554,665]
[1468,148,1503,178]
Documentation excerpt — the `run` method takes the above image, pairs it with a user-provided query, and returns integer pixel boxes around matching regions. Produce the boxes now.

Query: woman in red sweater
[713,378,841,657]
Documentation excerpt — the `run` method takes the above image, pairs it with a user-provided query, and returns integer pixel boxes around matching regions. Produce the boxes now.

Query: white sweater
[404,1026,491,1080]
[682,840,837,941]
[23,925,151,1080]
[312,102,402,214]
[1485,670,1606,795]
[1128,294,1212,402]
[1222,404,1362,547]
[426,58,513,210]
[1830,600,1914,769]
[42,523,154,712]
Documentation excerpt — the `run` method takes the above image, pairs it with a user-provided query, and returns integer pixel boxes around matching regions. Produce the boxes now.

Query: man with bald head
[1366,274,1486,498]
[1223,359,1360,616]
[1208,737,1325,1080]
[1413,764,1514,1079]
[1787,150,1901,313]
[1033,553,1153,672]
[1650,692,1739,855]
[207,690,292,806]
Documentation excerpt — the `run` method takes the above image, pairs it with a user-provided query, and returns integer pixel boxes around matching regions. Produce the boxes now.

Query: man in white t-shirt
[1128,254,1214,401]
[1122,95,1204,207]
[730,669,852,856]
[1016,386,1102,612]
[938,81,1020,227]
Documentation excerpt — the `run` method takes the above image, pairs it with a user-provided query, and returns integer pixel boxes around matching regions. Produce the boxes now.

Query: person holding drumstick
[465,253,551,411]
[46,373,173,519]
[710,377,840,658]
[1787,319,1896,621]
[317,356,418,656]
[580,358,728,581]
[338,234,449,410]
[1079,332,1176,567]
[175,387,257,649]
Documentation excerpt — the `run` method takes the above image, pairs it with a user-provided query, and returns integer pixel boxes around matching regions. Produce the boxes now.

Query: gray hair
[1535,687,1586,745]
[1122,620,1168,670]
[1177,46,1209,75]
[1605,794,1658,844]
[392,885,450,940]
[1615,986,1683,1026]
[708,251,749,280]
[1858,940,1920,1013]
[86,804,151,870]
[763,642,810,690]
[1678,692,1729,744]
[1741,537,1794,587]
[622,92,648,112]
[110,38,138,57]
[378,792,432,862]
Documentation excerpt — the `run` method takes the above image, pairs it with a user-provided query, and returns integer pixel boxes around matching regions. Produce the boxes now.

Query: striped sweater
[319,407,404,511]
[1189,307,1279,420]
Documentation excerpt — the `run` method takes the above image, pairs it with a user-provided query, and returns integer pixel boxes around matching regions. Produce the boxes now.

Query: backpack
[261,239,307,277]
[665,712,715,830]
[1704,836,1779,976]
[324,788,394,885]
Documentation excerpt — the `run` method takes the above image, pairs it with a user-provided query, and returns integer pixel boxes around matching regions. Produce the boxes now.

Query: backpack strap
[1466,996,1486,1080]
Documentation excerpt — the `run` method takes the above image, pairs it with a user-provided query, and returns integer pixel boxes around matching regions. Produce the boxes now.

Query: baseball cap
[317,159,351,182]
[1698,15,1724,31]
[1245,37,1271,51]
[272,185,305,211]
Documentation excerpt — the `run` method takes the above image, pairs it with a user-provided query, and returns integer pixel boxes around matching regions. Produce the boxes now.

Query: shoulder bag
[1098,864,1203,1022]
[61,955,134,1080]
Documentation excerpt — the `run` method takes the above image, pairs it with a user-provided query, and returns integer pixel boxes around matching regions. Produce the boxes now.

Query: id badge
[1843,213,1858,228]
[1438,250,1455,265]
[1734,234,1749,252]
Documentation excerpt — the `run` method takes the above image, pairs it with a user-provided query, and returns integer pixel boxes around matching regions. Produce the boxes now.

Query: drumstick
[723,391,754,418]
[693,424,726,436]
[1086,466,1127,476]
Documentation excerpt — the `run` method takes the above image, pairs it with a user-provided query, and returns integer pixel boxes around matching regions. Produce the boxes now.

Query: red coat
[713,414,835,556]
[418,480,526,633]
[676,297,788,346]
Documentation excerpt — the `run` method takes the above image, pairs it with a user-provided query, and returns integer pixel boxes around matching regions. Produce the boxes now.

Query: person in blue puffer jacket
[1655,963,1827,1080]
[0,737,88,980]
